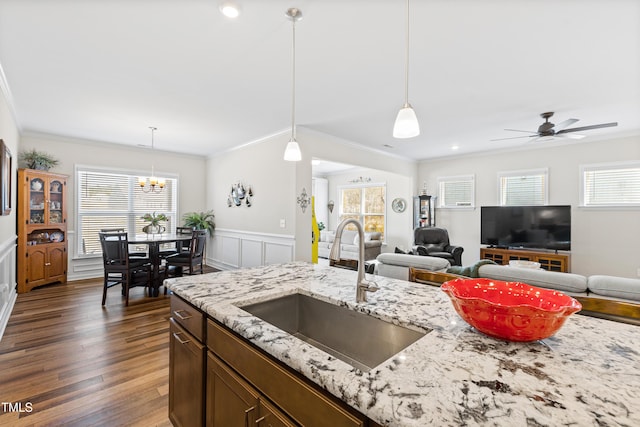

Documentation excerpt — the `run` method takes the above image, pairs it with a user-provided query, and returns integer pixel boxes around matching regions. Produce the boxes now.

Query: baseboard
[0,286,16,342]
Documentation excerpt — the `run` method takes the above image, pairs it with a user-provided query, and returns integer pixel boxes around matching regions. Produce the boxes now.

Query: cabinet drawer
[171,295,204,342]
[207,318,365,427]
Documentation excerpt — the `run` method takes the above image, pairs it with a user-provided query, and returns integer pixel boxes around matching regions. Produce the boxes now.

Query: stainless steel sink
[239,293,429,372]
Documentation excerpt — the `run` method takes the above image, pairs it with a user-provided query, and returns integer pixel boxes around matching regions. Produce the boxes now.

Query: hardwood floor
[0,271,214,427]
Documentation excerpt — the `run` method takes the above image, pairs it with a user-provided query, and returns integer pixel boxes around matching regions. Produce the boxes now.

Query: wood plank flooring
[0,271,215,427]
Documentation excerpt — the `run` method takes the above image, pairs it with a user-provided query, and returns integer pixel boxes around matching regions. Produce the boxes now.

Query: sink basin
[239,293,429,372]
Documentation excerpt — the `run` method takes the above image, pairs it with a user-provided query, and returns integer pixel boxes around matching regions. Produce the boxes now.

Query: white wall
[20,133,207,280]
[206,127,418,264]
[0,78,19,339]
[322,167,414,253]
[418,135,640,278]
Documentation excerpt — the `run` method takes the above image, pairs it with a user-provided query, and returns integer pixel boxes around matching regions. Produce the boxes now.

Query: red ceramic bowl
[441,278,582,342]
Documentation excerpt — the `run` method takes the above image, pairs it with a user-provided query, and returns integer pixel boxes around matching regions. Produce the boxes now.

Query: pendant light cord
[149,126,157,177]
[291,15,297,140]
[403,0,410,107]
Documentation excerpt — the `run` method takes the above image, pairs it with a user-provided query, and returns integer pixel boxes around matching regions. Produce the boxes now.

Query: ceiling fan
[492,112,618,142]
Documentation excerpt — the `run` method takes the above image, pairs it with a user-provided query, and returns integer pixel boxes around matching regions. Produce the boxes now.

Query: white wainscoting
[0,235,17,341]
[209,229,295,270]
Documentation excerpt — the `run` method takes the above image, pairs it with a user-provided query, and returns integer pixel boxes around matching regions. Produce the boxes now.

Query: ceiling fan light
[393,105,420,138]
[284,138,302,161]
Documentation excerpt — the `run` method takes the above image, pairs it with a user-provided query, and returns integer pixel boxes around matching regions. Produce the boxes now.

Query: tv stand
[480,247,571,272]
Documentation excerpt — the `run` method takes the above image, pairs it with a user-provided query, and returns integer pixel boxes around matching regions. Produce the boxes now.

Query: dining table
[129,233,193,296]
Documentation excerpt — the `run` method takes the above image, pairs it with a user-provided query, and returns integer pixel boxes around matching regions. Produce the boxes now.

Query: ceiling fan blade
[504,128,538,134]
[553,118,578,132]
[490,135,537,142]
[556,122,618,134]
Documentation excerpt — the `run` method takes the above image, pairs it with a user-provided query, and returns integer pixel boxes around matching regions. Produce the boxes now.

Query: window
[498,168,548,206]
[338,184,386,239]
[437,175,474,208]
[581,162,640,207]
[76,166,178,257]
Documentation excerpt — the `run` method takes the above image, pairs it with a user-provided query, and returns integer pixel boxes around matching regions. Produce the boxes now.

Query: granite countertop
[166,262,640,427]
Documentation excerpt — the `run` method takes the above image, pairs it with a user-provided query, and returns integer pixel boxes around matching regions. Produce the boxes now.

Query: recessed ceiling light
[451,145,459,150]
[219,2,241,18]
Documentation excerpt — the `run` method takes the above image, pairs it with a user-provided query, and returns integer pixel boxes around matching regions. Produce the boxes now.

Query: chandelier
[138,126,165,193]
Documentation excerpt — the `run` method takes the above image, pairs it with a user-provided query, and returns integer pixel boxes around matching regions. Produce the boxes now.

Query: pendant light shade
[284,8,303,161]
[284,138,302,161]
[393,103,420,138]
[393,0,420,139]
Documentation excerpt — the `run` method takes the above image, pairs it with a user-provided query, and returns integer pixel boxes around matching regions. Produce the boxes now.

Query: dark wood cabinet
[480,247,571,272]
[17,169,68,293]
[169,297,205,427]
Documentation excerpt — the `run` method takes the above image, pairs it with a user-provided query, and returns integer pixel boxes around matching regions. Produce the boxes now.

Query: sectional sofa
[317,230,382,261]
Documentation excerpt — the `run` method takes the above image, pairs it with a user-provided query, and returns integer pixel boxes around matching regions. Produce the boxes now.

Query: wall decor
[348,176,372,183]
[327,200,334,213]
[227,182,253,207]
[297,187,311,213]
[1,139,12,215]
[392,198,407,213]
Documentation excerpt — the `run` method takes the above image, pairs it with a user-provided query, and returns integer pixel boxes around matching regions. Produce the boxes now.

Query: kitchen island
[166,262,640,426]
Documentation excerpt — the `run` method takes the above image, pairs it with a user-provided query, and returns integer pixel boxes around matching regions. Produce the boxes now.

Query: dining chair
[164,230,207,284]
[100,228,148,258]
[99,232,152,306]
[159,226,195,259]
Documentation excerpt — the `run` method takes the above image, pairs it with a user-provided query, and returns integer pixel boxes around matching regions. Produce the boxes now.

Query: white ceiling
[0,0,639,160]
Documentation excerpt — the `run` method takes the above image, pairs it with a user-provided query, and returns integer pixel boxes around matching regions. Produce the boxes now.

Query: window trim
[437,174,475,209]
[497,168,548,206]
[337,182,387,240]
[579,161,640,208]
[74,164,179,258]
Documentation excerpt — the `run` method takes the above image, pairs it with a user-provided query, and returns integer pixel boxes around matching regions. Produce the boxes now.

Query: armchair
[413,227,464,266]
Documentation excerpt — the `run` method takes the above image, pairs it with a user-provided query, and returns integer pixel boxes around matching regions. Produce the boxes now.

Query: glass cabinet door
[29,177,46,224]
[49,179,64,224]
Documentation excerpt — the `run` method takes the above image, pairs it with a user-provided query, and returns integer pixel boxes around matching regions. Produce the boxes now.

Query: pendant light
[283,7,303,162]
[138,126,166,193]
[393,0,420,139]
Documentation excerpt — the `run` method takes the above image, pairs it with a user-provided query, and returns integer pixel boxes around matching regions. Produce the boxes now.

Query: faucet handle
[361,278,379,293]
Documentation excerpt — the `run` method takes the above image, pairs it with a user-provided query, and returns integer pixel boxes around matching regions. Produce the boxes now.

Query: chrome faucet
[329,219,379,303]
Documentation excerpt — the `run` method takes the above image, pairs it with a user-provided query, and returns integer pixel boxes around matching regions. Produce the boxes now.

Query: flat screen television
[481,205,571,251]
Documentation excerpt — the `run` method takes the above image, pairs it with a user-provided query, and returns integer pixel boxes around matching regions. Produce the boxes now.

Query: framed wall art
[1,139,12,215]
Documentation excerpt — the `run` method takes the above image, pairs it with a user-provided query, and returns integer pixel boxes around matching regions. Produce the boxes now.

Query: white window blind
[437,175,474,208]
[581,162,640,207]
[76,167,178,256]
[499,169,548,206]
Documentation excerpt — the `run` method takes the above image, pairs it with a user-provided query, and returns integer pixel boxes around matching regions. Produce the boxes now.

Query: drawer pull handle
[173,309,192,320]
[255,415,266,425]
[45,262,51,266]
[172,332,190,345]
[244,406,256,427]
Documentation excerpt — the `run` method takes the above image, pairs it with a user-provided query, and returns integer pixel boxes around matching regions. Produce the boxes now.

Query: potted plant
[141,212,168,234]
[182,210,215,235]
[19,149,60,171]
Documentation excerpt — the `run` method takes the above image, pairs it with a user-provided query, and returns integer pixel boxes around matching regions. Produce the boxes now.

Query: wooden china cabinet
[17,169,68,293]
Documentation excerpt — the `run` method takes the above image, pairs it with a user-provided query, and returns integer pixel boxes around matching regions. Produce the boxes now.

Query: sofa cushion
[340,230,358,245]
[377,253,450,271]
[588,275,640,302]
[320,231,335,243]
[477,264,587,294]
[354,232,382,245]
